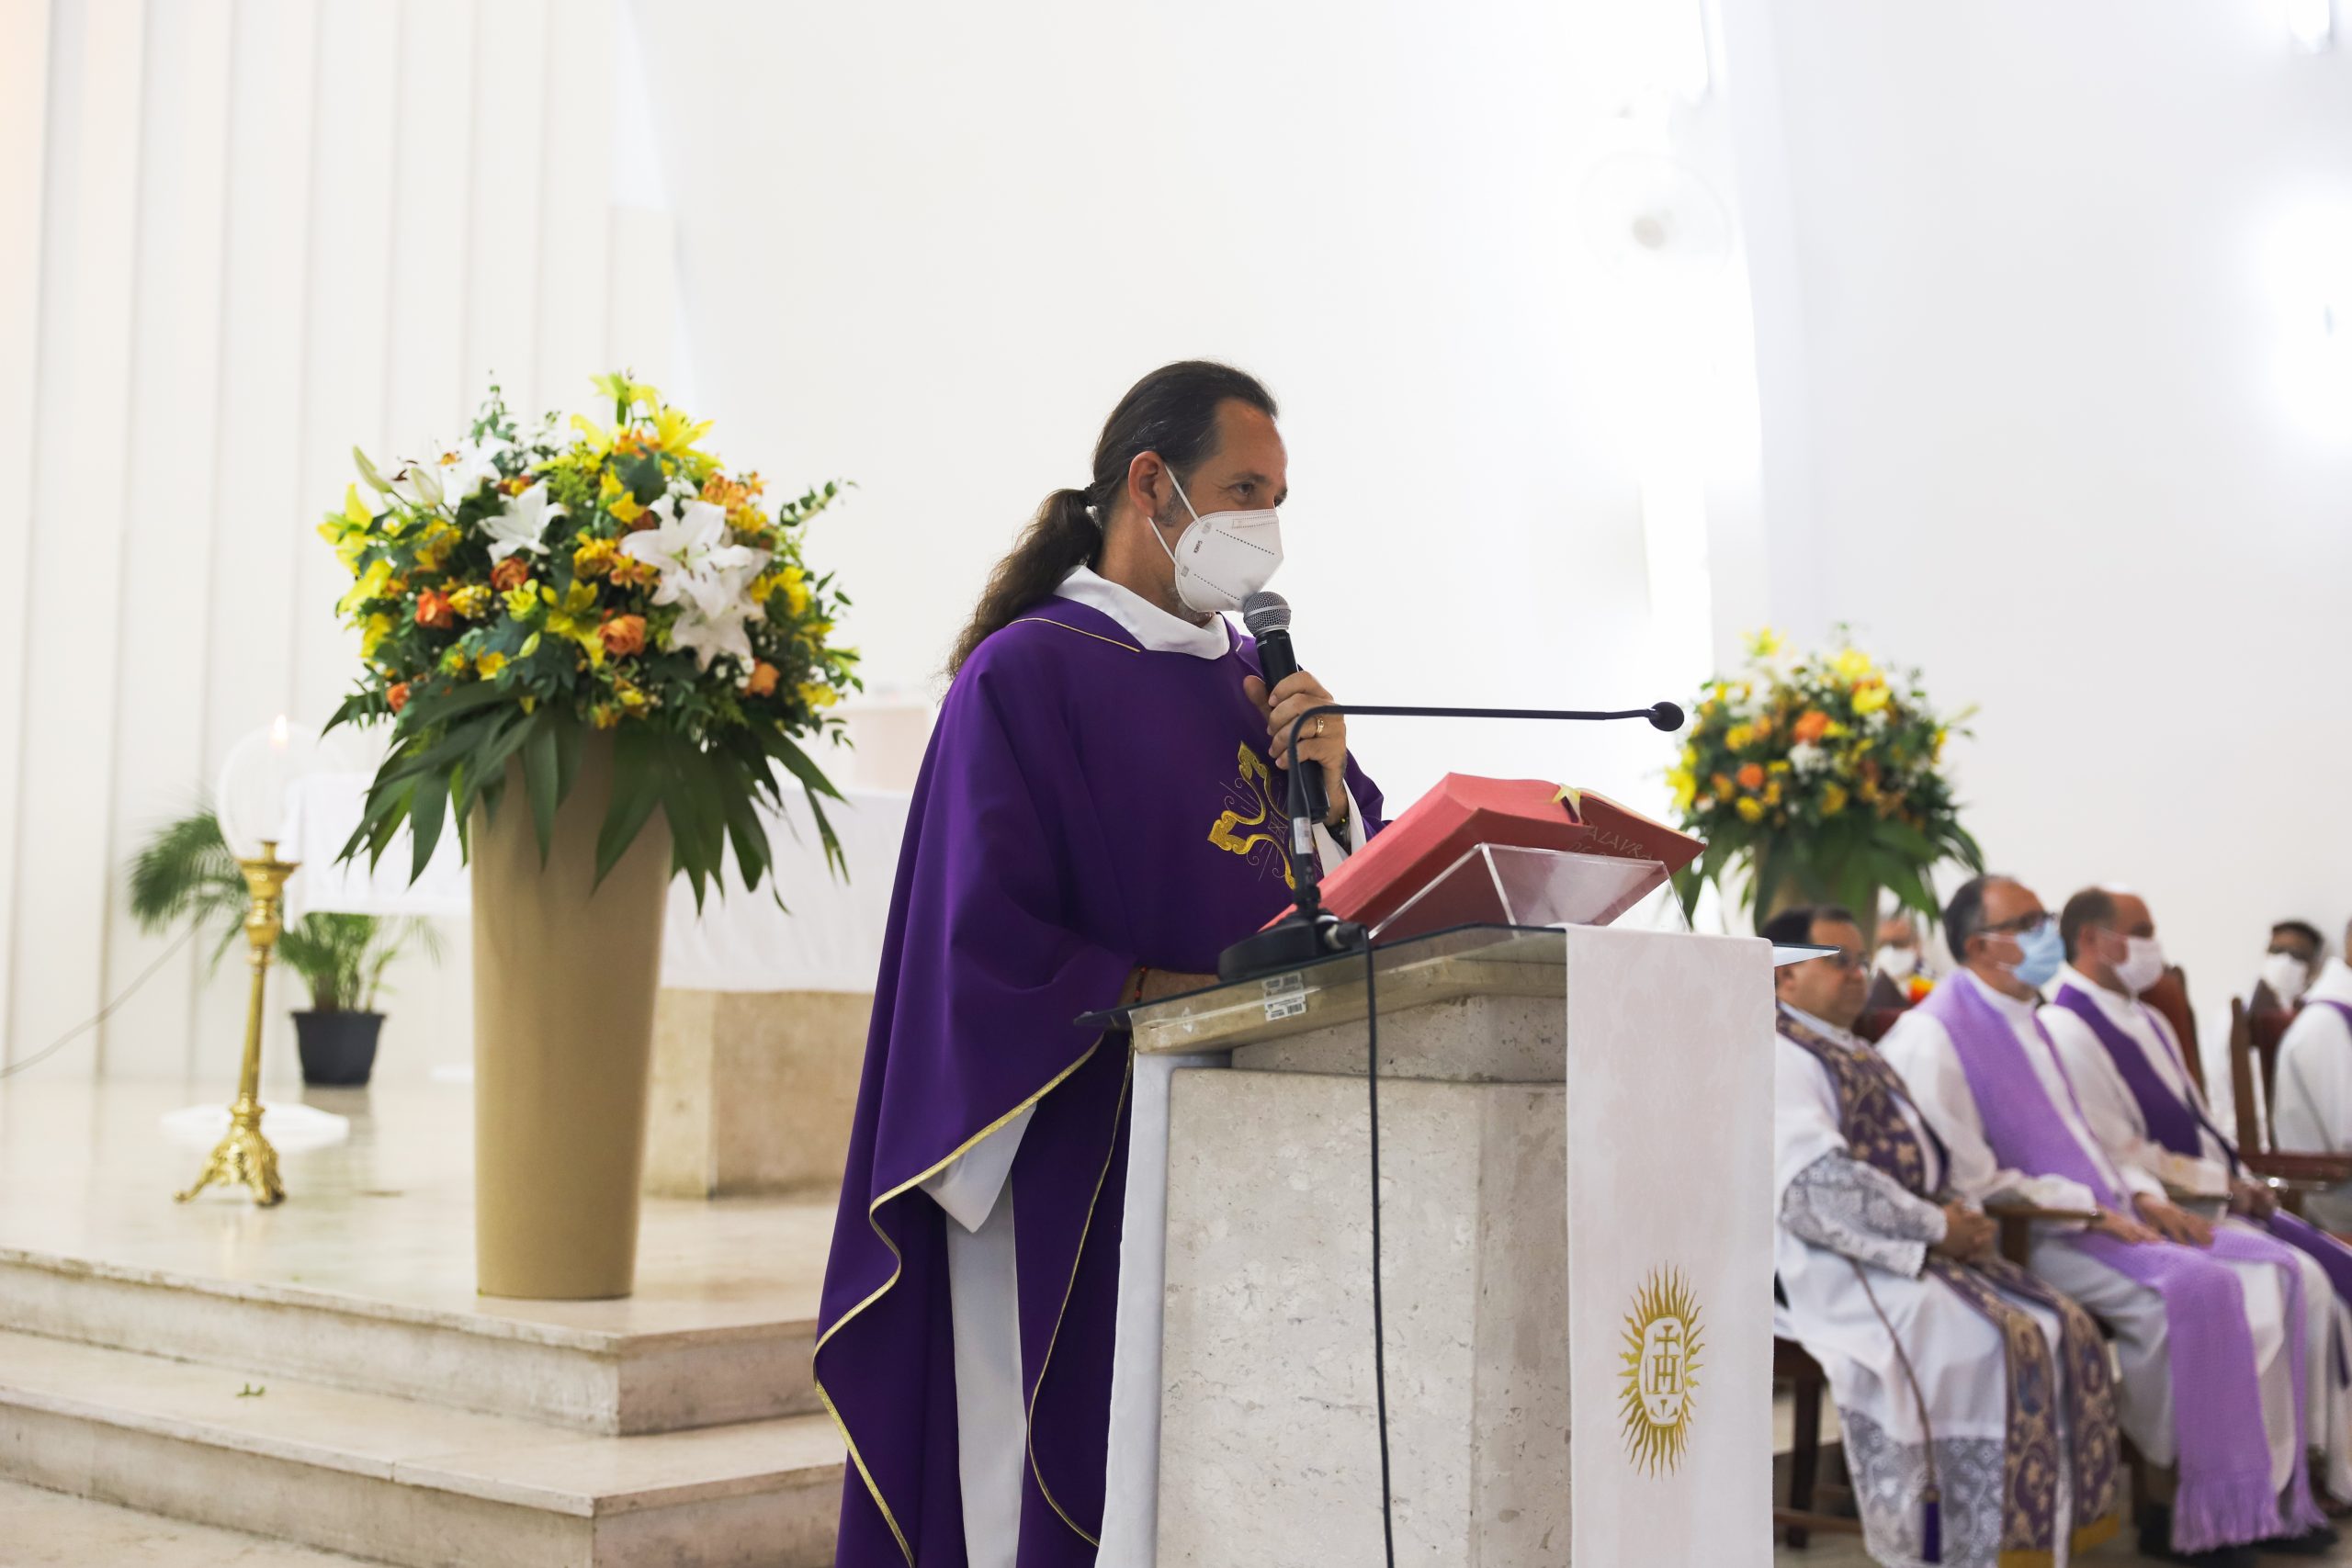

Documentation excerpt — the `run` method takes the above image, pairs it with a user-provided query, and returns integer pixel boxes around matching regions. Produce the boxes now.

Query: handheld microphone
[1241,592,1332,831]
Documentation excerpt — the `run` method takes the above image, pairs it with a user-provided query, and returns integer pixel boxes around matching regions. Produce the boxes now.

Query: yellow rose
[1735,797,1765,823]
[447,583,491,619]
[1853,685,1890,716]
[1724,724,1755,751]
[574,537,618,579]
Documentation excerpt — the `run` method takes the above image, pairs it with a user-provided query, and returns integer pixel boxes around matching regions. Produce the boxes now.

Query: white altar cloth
[284,773,910,995]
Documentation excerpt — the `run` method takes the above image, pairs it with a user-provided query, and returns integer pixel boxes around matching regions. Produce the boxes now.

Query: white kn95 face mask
[1153,466,1283,615]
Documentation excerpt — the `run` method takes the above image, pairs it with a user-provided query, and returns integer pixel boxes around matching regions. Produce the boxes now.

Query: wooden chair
[2225,996,2352,1213]
[1773,1332,1860,1547]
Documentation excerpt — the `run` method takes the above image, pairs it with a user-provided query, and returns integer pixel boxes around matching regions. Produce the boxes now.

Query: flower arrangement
[319,374,858,903]
[1668,629,1983,928]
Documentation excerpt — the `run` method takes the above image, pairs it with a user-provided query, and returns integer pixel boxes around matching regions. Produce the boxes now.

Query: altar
[1103,923,1773,1565]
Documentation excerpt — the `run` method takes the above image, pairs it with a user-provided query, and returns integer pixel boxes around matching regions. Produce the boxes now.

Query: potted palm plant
[129,807,441,1087]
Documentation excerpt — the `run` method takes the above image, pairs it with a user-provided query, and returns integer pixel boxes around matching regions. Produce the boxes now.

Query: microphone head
[1240,591,1291,637]
[1647,701,1686,732]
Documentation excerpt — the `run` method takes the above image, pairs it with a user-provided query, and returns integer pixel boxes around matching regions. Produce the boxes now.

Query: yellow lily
[570,412,615,459]
[340,558,394,616]
[653,404,714,456]
[542,581,606,667]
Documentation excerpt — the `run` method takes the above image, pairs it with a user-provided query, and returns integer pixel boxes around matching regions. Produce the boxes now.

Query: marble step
[0,1329,843,1568]
[0,1247,817,1435]
[0,1476,390,1566]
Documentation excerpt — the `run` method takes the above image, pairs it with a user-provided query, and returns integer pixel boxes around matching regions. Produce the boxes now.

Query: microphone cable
[0,926,198,1080]
[1363,935,1398,1568]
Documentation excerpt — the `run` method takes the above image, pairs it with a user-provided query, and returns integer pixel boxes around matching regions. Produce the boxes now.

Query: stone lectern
[1099,923,1772,1567]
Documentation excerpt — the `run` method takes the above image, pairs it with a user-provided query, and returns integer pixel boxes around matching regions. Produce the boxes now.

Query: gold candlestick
[176,841,298,1206]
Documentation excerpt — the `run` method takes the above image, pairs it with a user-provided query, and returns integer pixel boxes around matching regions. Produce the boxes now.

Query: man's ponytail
[946,489,1101,674]
[945,361,1277,676]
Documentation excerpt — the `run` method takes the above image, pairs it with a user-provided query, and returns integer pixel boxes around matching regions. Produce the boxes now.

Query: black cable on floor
[1365,940,1397,1566]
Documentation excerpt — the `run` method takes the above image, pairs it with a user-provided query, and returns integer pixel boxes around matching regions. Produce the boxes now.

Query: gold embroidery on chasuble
[1207,743,1296,890]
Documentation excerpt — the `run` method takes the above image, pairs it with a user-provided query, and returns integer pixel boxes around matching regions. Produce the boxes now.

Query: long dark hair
[947,360,1278,674]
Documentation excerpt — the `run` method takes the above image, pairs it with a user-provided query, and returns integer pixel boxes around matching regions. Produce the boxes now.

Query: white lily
[669,605,759,672]
[384,439,498,513]
[620,496,768,616]
[483,481,564,563]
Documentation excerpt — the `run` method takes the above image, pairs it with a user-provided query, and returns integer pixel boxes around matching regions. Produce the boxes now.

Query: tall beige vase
[470,734,672,1300]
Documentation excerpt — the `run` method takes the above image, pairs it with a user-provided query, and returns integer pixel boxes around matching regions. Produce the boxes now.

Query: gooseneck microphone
[1240,592,1331,829]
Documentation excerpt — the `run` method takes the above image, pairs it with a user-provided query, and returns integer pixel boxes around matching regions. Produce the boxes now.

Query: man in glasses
[2041,886,2352,1508]
[1767,903,2122,1565]
[1883,875,2333,1565]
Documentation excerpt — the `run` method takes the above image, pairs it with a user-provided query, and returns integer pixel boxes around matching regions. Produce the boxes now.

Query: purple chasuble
[2053,984,2352,1348]
[1919,975,2324,1551]
[816,598,1384,1567]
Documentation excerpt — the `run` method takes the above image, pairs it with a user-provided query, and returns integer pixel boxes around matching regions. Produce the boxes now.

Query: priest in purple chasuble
[2040,886,2352,1506]
[1882,875,2336,1563]
[1767,903,2121,1568]
[815,364,1385,1568]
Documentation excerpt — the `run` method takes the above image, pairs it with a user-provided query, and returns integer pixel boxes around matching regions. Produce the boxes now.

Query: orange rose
[744,660,780,697]
[600,614,647,658]
[1736,762,1766,791]
[387,682,411,714]
[414,589,454,629]
[492,558,532,592]
[1792,709,1830,744]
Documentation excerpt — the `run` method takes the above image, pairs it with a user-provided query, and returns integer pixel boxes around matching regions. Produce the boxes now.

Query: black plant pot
[293,1010,385,1087]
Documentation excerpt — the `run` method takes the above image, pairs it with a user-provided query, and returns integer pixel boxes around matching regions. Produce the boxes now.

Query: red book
[1297,773,1705,935]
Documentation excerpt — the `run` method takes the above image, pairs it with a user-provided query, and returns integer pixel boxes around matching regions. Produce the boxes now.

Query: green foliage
[126,807,443,1014]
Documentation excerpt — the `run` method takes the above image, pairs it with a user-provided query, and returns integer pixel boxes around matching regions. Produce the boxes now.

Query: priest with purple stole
[1883,875,2334,1566]
[2040,886,2352,1506]
[1768,903,2121,1567]
[815,363,1383,1568]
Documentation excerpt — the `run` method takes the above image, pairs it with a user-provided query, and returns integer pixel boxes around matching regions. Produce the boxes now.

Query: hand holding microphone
[1240,592,1344,825]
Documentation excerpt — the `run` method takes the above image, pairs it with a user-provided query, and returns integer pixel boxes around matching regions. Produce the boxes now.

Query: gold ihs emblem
[1618,1267,1703,1475]
[1206,744,1295,890]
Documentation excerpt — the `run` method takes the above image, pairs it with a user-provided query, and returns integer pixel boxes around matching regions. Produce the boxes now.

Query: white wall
[628,0,1721,820]
[1729,0,2352,1061]
[0,0,681,1082]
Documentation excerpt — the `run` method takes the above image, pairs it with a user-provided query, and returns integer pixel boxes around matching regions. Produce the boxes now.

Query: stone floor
[0,1478,379,1565]
[0,1078,832,1341]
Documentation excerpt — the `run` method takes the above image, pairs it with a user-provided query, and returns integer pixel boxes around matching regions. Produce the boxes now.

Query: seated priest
[1882,874,2335,1566]
[2272,919,2352,1233]
[1768,902,2122,1567]
[814,362,1384,1567]
[2257,920,2328,1020]
[2040,886,2352,1506]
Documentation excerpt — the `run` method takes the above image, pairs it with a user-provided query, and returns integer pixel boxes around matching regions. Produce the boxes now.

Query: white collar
[2310,956,2352,1007]
[1056,566,1231,660]
[1960,966,2040,1020]
[1781,1003,1862,1049]
[2054,964,2136,1012]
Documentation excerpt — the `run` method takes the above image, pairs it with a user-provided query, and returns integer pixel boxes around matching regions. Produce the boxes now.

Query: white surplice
[1774,1008,2079,1568]
[2271,958,2352,1233]
[921,566,1368,1567]
[1882,971,2298,1483]
[2041,966,2352,1498]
